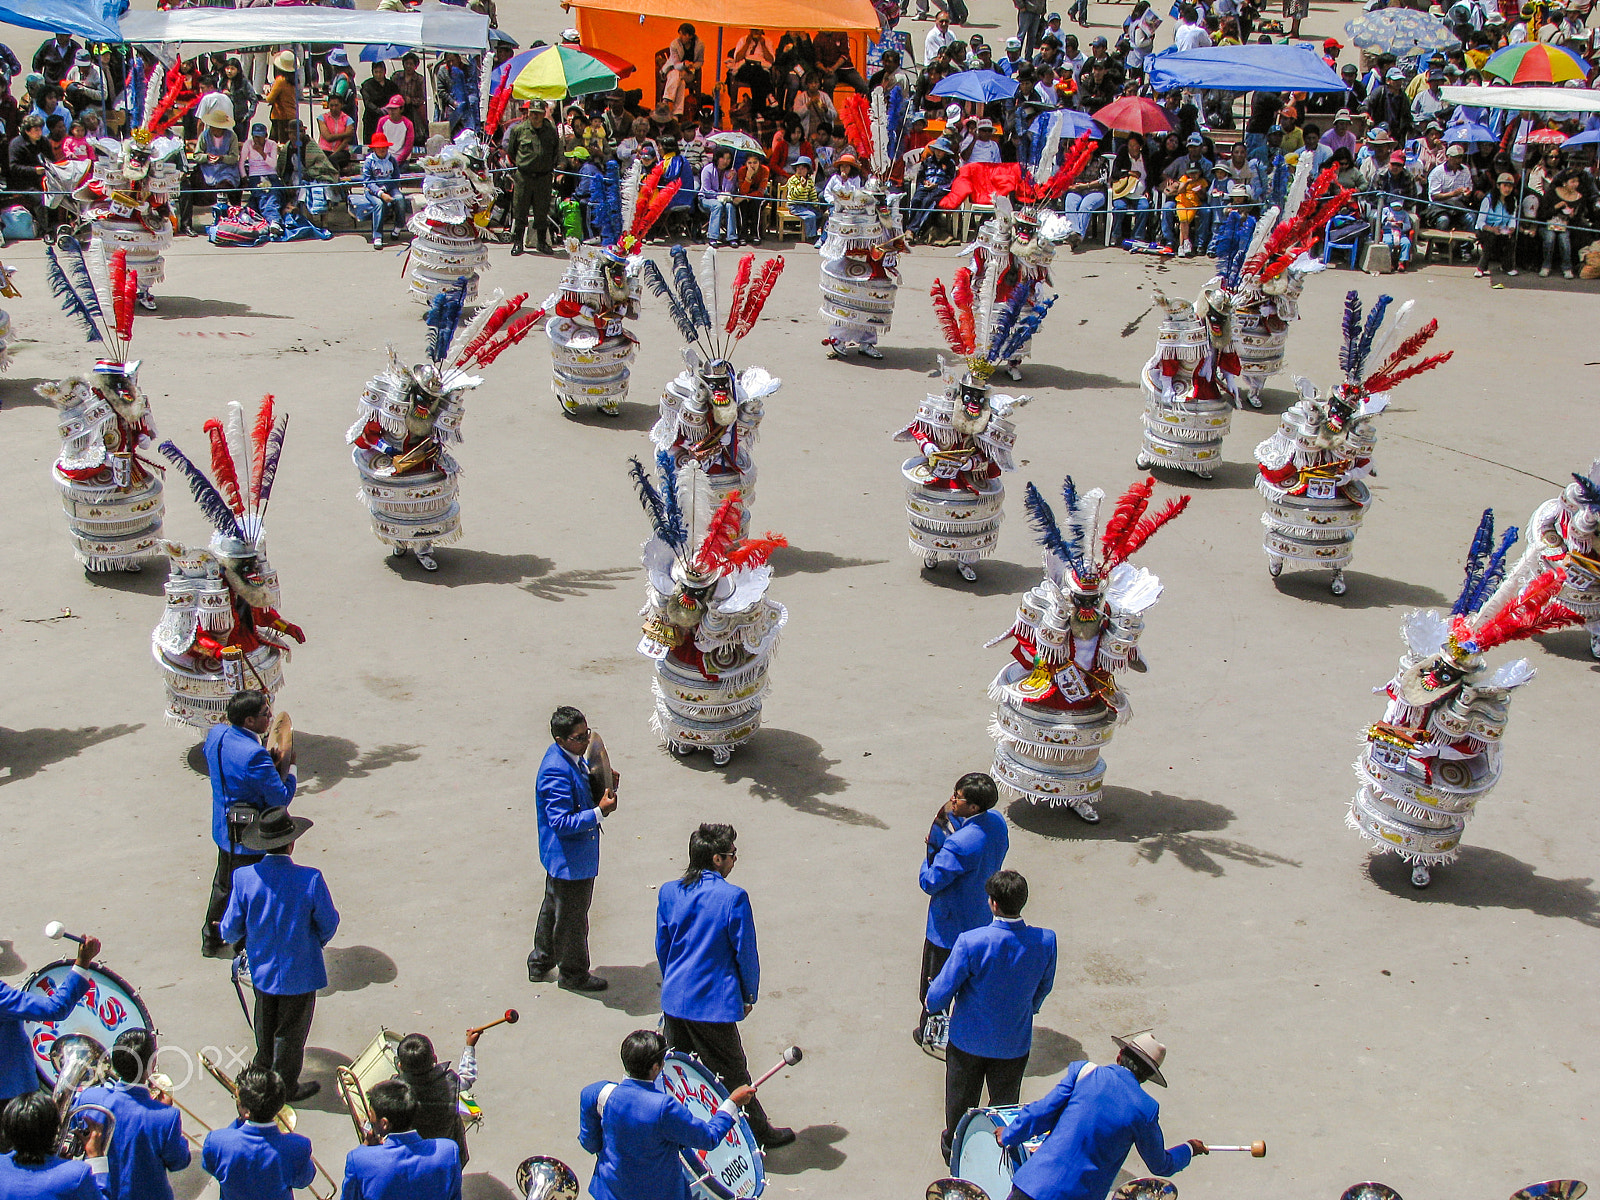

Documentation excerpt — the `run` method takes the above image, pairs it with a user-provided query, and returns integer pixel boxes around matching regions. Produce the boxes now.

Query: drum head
[949,1106,1022,1197]
[1113,1180,1178,1200]
[21,960,153,1085]
[1341,1184,1405,1200]
[658,1051,765,1200]
[1513,1183,1588,1200]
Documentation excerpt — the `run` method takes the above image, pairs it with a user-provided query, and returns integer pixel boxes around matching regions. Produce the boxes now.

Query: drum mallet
[43,922,88,945]
[751,1046,803,1089]
[467,1010,520,1038]
[1206,1141,1267,1157]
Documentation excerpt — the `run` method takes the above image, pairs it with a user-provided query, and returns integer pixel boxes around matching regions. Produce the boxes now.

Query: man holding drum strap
[0,932,102,1150]
[656,824,795,1150]
[925,870,1056,1164]
[996,1031,1207,1200]
[917,773,1010,1044]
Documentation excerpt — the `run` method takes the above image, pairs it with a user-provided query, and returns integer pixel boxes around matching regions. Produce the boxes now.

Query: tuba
[516,1155,580,1200]
[927,1181,992,1200]
[50,1035,114,1158]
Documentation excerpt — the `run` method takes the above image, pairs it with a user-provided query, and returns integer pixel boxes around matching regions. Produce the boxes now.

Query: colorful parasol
[575,44,636,79]
[500,44,620,100]
[1092,95,1173,136]
[1483,41,1590,84]
[706,131,766,156]
[1344,8,1458,55]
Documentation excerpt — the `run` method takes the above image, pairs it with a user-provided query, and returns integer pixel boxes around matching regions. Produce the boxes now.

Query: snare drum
[949,1106,1040,1197]
[657,1051,765,1199]
[20,961,153,1085]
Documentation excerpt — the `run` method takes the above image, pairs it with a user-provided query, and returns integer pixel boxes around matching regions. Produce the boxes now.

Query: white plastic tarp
[115,7,489,52]
[1440,84,1600,113]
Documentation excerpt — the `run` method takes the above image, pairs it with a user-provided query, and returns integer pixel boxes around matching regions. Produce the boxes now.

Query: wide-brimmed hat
[198,92,235,129]
[274,51,297,73]
[326,48,349,67]
[239,806,313,853]
[1333,109,1353,122]
[1112,1031,1168,1087]
[835,151,859,166]
[370,131,392,149]
[1366,124,1393,143]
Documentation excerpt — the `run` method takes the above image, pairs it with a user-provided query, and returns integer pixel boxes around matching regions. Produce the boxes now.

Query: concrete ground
[1,2,1596,1198]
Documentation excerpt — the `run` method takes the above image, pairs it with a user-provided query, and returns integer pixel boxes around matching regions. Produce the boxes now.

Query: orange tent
[567,0,880,110]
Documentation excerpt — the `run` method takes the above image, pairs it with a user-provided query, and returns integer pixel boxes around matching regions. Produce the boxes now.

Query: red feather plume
[1364,350,1453,394]
[692,494,745,573]
[1032,132,1100,203]
[731,256,785,342]
[146,65,200,137]
[204,419,245,515]
[1101,476,1155,559]
[631,177,681,245]
[250,394,275,494]
[115,257,137,342]
[1473,569,1578,650]
[725,253,754,334]
[839,94,873,161]
[484,79,514,141]
[1246,168,1346,277]
[930,279,968,355]
[457,293,528,362]
[1113,495,1191,564]
[1367,319,1438,382]
[473,311,542,365]
[723,534,789,572]
[952,267,975,352]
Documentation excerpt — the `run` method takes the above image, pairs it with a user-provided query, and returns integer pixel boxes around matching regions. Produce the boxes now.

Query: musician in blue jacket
[578,1029,756,1200]
[342,1080,462,1200]
[75,1029,189,1200]
[528,706,616,993]
[997,1032,1207,1200]
[925,869,1056,1163]
[656,824,793,1149]
[917,772,1009,1042]
[201,1067,317,1200]
[0,932,101,1127]
[222,808,339,1103]
[202,690,297,958]
[0,1092,109,1199]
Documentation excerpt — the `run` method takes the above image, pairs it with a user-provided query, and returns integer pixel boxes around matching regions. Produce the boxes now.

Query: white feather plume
[676,460,716,549]
[1366,299,1415,376]
[447,288,505,367]
[1486,658,1535,690]
[698,244,718,332]
[1076,485,1105,555]
[869,87,889,176]
[1283,152,1313,222]
[225,400,258,537]
[975,248,1000,360]
[1033,111,1063,186]
[619,157,643,234]
[1244,205,1279,266]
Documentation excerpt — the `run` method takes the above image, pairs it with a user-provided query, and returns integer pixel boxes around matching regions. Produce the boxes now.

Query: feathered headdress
[1024,472,1190,591]
[161,395,287,552]
[438,286,542,377]
[641,246,785,362]
[1017,131,1099,212]
[1337,291,1451,398]
[1430,509,1581,661]
[1242,165,1352,284]
[44,237,137,360]
[613,160,680,256]
[929,267,1056,381]
[840,85,910,180]
[629,454,786,584]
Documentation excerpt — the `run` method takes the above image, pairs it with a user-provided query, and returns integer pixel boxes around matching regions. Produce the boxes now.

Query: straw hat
[197,92,235,130]
[274,50,297,73]
[1112,1031,1168,1087]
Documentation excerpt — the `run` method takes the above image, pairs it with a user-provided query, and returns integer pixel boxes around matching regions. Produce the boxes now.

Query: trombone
[334,1064,375,1146]
[198,1052,340,1200]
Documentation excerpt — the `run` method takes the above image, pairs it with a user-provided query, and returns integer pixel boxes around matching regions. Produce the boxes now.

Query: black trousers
[943,1042,1028,1155]
[919,938,952,1027]
[251,989,316,1094]
[510,168,554,247]
[662,1014,777,1141]
[204,848,263,946]
[528,874,594,981]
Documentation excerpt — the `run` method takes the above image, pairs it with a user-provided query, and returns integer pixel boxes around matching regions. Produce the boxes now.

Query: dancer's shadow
[1534,629,1600,665]
[0,377,58,407]
[0,723,143,786]
[920,557,1039,598]
[521,566,638,601]
[319,945,399,994]
[770,546,888,577]
[1026,1027,1086,1077]
[0,941,25,976]
[1008,786,1300,877]
[764,1124,848,1174]
[463,1176,518,1200]
[679,728,879,827]
[1250,385,1301,416]
[1365,848,1600,927]
[295,1047,355,1113]
[83,567,167,595]
[149,296,293,321]
[587,963,663,1017]
[563,401,657,432]
[185,733,422,795]
[1272,570,1448,610]
[388,549,553,587]
[1021,364,1136,392]
[1168,458,1259,490]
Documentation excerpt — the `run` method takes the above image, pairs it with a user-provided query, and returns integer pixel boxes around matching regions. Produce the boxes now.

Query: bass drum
[20,961,154,1084]
[949,1106,1040,1198]
[657,1050,765,1199]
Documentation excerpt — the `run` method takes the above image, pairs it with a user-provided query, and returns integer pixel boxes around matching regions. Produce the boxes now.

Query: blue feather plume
[669,244,710,332]
[1269,154,1288,209]
[629,455,671,544]
[44,243,104,344]
[1474,524,1520,613]
[629,453,689,552]
[424,290,453,363]
[53,236,104,323]
[1060,475,1088,571]
[655,449,687,550]
[988,280,1032,364]
[1221,216,1255,288]
[256,415,288,514]
[884,85,909,164]
[641,259,697,342]
[599,159,623,247]
[1338,291,1362,380]
[1572,472,1600,507]
[1208,209,1238,260]
[1023,483,1073,565]
[996,294,1056,365]
[1352,294,1392,379]
[160,439,245,542]
[1451,508,1498,615]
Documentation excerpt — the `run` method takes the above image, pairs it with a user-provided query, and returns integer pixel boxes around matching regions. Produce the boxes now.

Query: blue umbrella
[930,69,1018,103]
[488,28,518,48]
[1445,121,1498,145]
[359,44,413,62]
[1562,128,1600,147]
[1029,108,1103,142]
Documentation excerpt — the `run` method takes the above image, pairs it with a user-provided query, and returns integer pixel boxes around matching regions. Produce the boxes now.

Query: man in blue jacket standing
[201,1067,317,1198]
[578,1029,757,1200]
[925,869,1056,1163]
[996,1031,1207,1200]
[656,824,794,1150]
[75,1028,189,1199]
[202,690,296,958]
[917,772,1008,1044]
[342,1080,461,1200]
[528,706,616,993]
[0,931,102,1144]
[222,807,339,1102]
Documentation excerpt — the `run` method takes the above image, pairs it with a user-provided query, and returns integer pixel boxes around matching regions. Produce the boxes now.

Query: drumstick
[43,921,87,945]
[466,1009,519,1037]
[1206,1141,1267,1157]
[750,1046,803,1090]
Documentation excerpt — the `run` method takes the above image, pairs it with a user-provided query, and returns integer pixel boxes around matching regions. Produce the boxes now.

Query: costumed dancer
[647,247,786,533]
[349,280,541,570]
[819,86,910,360]
[898,269,1056,581]
[987,475,1190,823]
[0,258,17,374]
[36,237,164,572]
[1135,283,1242,479]
[1220,158,1351,408]
[78,66,195,312]
[153,396,305,728]
[545,158,680,416]
[1255,292,1451,594]
[1349,509,1581,888]
[631,453,787,765]
[1482,459,1600,659]
[955,133,1098,382]
[405,133,494,306]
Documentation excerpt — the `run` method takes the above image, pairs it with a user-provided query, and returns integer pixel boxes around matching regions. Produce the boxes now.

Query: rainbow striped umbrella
[501,44,619,100]
[1483,41,1590,85]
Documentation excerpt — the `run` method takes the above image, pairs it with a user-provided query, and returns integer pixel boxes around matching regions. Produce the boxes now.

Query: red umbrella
[1526,128,1568,144]
[1092,96,1173,136]
[576,44,636,79]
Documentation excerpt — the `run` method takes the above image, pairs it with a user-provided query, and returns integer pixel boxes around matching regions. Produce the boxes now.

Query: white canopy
[115,6,489,52]
[1441,84,1600,113]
